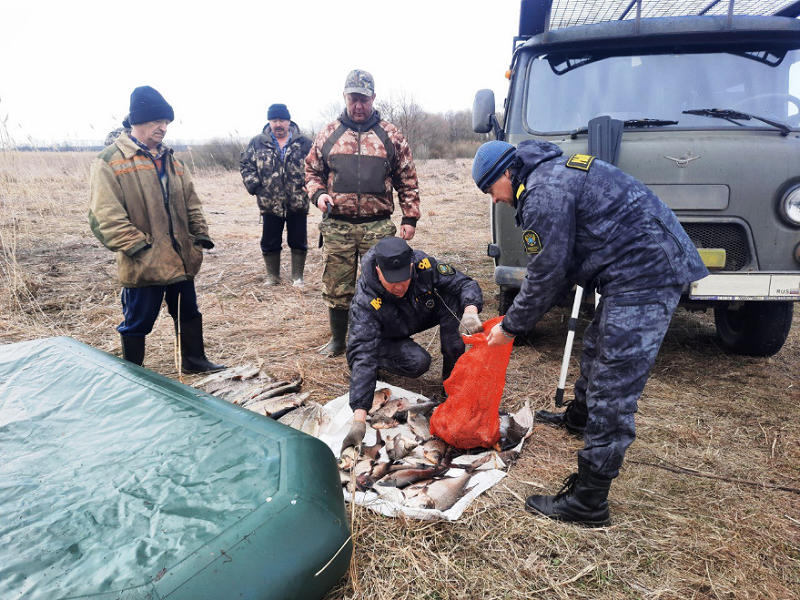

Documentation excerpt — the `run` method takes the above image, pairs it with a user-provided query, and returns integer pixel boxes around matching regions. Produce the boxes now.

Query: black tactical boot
[535,401,587,436]
[290,249,306,287]
[525,458,612,527]
[318,308,348,357]
[120,334,145,366]
[176,316,226,373]
[262,252,281,286]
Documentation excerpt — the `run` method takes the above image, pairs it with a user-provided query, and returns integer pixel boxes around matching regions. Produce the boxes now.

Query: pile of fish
[339,388,533,513]
[196,365,330,435]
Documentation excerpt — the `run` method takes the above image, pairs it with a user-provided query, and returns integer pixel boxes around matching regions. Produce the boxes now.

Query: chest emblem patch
[418,258,432,270]
[370,297,382,310]
[522,230,543,255]
[436,263,455,276]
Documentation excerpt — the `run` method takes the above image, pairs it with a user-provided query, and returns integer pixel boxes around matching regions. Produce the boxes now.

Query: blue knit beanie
[268,103,291,120]
[473,141,516,192]
[128,86,174,125]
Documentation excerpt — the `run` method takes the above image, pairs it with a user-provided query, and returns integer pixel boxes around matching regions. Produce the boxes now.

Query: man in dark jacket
[240,104,313,286]
[305,70,421,357]
[472,140,709,526]
[339,237,484,452]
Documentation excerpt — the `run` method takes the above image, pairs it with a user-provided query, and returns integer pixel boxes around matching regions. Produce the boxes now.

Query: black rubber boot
[525,458,612,527]
[120,335,145,366]
[176,316,226,373]
[535,401,587,436]
[290,249,306,286]
[318,308,348,357]
[262,252,281,286]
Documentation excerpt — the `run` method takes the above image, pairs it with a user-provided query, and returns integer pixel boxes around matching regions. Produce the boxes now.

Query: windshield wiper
[569,118,678,139]
[683,108,790,136]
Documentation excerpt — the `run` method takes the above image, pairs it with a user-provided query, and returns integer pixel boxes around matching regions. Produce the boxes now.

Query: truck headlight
[782,186,800,226]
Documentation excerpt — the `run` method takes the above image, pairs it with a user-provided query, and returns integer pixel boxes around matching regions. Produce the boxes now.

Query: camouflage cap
[343,69,375,97]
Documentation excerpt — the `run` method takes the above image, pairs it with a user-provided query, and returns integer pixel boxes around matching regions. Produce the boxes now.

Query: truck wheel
[713,301,794,357]
[498,287,518,316]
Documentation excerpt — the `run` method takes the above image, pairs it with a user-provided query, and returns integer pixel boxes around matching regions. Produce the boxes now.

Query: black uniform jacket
[346,246,483,412]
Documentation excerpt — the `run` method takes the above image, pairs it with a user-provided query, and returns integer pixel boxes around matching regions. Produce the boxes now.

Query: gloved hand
[194,238,214,250]
[459,311,483,335]
[340,420,366,454]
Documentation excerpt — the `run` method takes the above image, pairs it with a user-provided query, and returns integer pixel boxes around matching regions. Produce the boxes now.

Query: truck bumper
[690,273,800,301]
[496,267,800,301]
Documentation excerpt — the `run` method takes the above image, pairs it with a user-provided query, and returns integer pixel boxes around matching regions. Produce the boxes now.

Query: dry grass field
[1,151,798,599]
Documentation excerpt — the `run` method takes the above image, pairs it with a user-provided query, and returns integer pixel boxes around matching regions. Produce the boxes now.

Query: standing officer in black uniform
[340,237,484,452]
[472,140,709,526]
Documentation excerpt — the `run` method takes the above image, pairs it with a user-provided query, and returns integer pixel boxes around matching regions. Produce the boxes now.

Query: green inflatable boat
[0,337,351,600]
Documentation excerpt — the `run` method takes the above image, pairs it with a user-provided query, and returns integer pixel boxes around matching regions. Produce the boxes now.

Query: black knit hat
[267,103,291,120]
[128,86,174,125]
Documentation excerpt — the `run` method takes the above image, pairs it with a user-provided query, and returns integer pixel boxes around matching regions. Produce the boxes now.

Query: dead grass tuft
[1,152,798,599]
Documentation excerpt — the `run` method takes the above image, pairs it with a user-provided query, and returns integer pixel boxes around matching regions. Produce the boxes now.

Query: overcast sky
[0,0,519,145]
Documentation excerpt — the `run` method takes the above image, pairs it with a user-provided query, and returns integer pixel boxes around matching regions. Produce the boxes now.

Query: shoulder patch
[436,263,455,276]
[417,258,432,270]
[566,154,595,171]
[522,230,543,255]
[370,297,382,310]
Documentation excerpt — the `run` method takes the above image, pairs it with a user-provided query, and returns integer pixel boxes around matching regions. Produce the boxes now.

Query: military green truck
[474,0,800,356]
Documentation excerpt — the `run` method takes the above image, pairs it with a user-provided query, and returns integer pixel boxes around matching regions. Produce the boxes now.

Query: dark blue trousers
[376,298,465,381]
[117,280,201,337]
[573,285,682,478]
[260,212,308,254]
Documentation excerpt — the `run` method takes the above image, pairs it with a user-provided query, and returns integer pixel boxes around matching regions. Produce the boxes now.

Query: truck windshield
[525,49,800,134]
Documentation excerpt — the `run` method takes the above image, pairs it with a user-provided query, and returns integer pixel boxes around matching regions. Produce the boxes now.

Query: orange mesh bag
[429,316,514,449]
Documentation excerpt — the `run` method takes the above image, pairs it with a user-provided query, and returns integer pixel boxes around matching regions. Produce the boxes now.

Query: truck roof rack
[519,0,800,39]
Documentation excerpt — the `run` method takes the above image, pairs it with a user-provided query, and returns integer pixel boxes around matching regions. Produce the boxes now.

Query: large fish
[375,465,448,488]
[239,377,303,407]
[245,391,309,416]
[368,388,393,415]
[277,401,330,437]
[422,437,448,465]
[421,472,474,511]
[407,412,431,442]
[463,450,520,473]
[386,433,418,461]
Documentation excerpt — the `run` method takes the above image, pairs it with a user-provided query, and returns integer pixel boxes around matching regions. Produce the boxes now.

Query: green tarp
[0,337,351,600]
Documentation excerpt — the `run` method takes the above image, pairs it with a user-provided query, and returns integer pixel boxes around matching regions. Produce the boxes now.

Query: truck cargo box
[0,337,351,600]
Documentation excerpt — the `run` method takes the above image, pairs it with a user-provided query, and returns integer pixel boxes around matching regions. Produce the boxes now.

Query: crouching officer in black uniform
[340,236,484,452]
[472,140,709,527]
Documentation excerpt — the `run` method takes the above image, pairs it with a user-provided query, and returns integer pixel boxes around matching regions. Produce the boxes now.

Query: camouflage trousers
[571,285,682,479]
[319,217,397,309]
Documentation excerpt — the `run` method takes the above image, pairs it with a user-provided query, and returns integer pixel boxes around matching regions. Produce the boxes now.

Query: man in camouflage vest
[240,104,313,286]
[305,69,421,357]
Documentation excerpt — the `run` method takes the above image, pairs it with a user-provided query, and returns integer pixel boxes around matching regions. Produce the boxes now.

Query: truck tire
[713,301,794,357]
[497,287,518,316]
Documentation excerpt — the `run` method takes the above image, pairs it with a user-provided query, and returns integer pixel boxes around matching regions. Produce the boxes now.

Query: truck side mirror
[473,89,496,134]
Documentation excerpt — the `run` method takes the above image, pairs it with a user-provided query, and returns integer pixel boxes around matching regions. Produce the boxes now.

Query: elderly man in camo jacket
[240,104,313,287]
[305,69,421,357]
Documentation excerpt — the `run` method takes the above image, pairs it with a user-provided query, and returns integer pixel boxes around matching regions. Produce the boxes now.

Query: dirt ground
[1,151,798,599]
